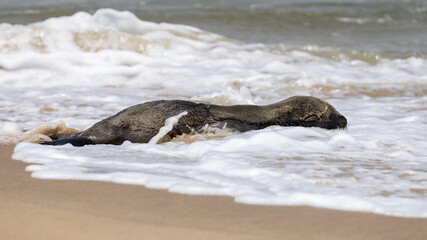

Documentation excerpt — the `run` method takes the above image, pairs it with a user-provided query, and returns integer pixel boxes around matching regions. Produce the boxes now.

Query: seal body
[42,96,347,146]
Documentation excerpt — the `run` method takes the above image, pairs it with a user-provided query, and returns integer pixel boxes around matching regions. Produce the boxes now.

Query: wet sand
[1,144,426,240]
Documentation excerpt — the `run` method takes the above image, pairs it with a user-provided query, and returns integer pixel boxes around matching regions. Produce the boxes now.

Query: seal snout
[330,115,347,129]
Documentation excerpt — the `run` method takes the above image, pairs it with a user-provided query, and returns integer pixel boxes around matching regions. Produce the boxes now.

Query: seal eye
[304,115,318,121]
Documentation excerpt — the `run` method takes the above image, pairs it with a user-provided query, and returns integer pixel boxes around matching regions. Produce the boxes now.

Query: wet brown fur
[43,96,347,146]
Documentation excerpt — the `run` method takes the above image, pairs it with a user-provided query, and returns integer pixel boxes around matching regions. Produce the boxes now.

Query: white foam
[0,122,23,144]
[148,111,188,144]
[12,122,427,218]
[0,122,23,135]
[2,9,427,218]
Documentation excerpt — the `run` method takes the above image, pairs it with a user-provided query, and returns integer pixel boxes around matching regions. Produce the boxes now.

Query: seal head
[272,96,347,129]
[208,96,347,130]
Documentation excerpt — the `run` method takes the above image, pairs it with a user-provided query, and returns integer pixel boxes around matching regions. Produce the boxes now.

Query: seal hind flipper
[41,137,95,147]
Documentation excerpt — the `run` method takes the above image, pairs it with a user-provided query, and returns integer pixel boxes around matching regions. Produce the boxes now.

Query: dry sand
[1,144,426,240]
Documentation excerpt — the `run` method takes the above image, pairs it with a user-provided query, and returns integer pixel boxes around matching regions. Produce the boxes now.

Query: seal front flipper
[41,137,95,147]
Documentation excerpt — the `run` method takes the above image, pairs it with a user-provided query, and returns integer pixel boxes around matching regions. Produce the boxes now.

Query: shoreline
[1,144,427,240]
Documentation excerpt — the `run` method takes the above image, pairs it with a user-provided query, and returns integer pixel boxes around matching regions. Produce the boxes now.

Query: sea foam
[1,9,426,218]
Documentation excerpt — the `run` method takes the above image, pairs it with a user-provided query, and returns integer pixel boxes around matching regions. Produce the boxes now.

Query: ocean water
[1,1,426,217]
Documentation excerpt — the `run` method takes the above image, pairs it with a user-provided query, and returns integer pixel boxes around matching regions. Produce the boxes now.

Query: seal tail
[41,137,95,147]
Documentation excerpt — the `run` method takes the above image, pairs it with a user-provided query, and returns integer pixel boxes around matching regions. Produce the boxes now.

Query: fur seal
[42,96,347,147]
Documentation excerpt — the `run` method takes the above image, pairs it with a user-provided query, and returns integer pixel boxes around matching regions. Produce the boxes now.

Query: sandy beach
[1,1,426,239]
[0,144,426,240]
